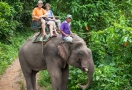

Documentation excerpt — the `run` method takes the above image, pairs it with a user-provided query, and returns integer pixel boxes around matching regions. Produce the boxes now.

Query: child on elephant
[32,0,56,37]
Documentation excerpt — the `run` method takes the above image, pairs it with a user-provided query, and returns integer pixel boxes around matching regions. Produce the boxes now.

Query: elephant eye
[78,51,84,57]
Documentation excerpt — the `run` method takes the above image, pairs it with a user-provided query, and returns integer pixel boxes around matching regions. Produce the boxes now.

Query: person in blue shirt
[45,3,61,35]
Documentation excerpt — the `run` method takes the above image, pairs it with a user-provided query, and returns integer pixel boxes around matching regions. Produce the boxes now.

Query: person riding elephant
[45,3,61,33]
[60,14,73,43]
[32,0,56,37]
[44,3,59,37]
[19,33,94,90]
[32,0,47,36]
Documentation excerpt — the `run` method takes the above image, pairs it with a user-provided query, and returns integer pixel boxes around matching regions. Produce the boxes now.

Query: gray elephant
[18,34,94,90]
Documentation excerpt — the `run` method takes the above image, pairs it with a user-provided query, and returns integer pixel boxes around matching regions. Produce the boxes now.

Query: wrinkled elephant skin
[19,35,94,90]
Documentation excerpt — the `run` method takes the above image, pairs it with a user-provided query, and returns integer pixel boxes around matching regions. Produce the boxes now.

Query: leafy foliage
[0,42,16,74]
[51,0,132,31]
[0,2,19,42]
[38,71,51,87]
[88,19,132,89]
[0,29,33,75]
[38,0,132,90]
[0,0,132,90]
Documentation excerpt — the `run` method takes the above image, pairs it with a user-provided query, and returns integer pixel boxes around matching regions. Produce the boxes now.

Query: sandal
[43,34,47,37]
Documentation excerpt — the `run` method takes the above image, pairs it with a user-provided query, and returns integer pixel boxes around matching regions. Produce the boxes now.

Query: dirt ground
[0,59,44,90]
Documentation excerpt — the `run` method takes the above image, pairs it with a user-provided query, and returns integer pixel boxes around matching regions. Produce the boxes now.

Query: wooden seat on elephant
[31,20,51,31]
[30,16,60,42]
[31,16,60,31]
[32,33,52,44]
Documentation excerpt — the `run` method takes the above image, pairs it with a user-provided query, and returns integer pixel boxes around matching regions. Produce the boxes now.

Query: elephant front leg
[47,68,62,90]
[61,64,69,90]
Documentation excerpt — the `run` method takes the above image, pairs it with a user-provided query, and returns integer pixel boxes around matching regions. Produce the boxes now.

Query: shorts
[32,20,41,28]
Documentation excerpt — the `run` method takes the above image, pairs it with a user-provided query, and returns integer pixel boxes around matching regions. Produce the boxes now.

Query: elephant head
[58,35,94,89]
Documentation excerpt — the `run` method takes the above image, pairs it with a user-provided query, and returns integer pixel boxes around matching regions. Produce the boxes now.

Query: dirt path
[0,59,44,90]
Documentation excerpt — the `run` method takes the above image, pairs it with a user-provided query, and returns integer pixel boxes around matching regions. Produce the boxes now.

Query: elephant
[18,34,94,90]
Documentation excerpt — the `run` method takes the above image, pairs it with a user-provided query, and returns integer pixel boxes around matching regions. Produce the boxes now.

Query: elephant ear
[58,43,70,61]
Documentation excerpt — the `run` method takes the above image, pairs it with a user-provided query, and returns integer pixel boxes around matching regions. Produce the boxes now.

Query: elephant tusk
[84,68,88,72]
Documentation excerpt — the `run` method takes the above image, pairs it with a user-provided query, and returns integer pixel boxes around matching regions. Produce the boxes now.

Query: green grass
[0,28,33,76]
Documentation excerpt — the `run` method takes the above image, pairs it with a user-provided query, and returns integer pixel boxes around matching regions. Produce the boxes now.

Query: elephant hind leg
[31,70,38,90]
[19,61,34,90]
[22,69,38,90]
[22,71,34,90]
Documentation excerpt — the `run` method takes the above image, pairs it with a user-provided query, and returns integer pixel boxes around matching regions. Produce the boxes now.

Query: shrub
[0,28,32,75]
[51,0,132,31]
[37,18,132,90]
[88,19,132,89]
[66,14,132,90]
[38,71,51,89]
[0,43,17,74]
[0,2,19,42]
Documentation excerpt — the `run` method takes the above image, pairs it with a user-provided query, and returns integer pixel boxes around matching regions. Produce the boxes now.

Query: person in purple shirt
[60,14,73,43]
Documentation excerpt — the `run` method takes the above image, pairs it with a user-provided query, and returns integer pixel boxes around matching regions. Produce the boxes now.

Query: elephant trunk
[78,66,94,89]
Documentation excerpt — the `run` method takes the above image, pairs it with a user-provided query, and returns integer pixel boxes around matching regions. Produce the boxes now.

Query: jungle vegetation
[0,0,132,90]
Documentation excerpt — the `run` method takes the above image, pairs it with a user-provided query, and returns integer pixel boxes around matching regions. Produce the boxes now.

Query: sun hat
[38,0,43,4]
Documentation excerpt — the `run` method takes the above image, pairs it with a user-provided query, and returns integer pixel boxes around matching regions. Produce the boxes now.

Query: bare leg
[47,21,54,36]
[55,19,61,29]
[54,29,59,35]
[53,21,56,30]
[41,18,47,36]
[52,21,59,35]
[53,27,59,35]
